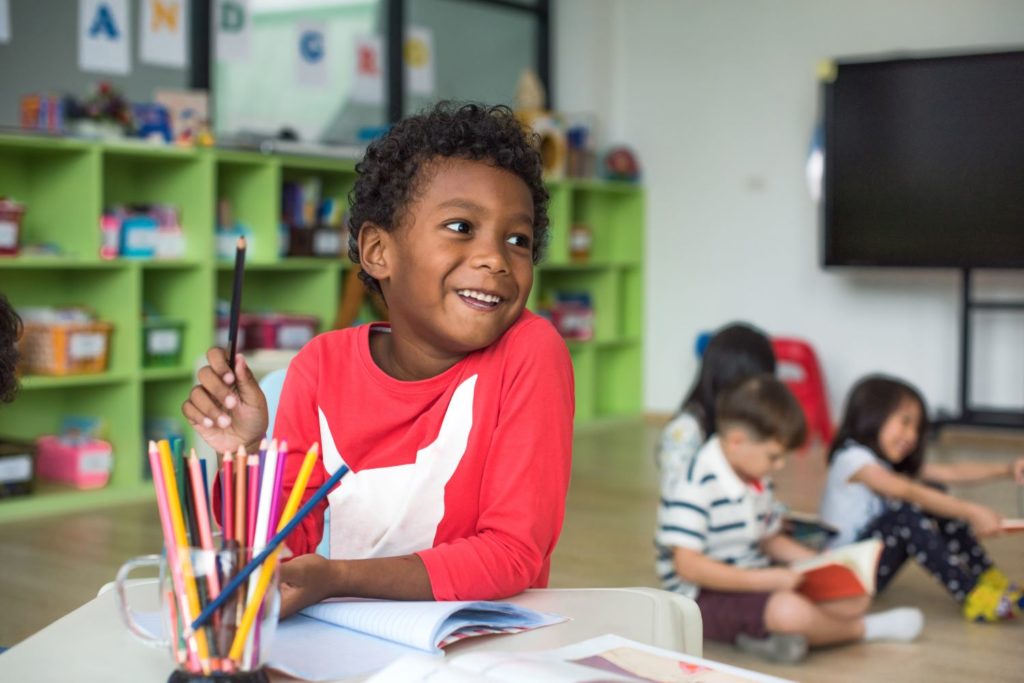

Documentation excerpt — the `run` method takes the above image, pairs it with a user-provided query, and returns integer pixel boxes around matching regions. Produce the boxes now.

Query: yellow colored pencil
[228,444,320,663]
[159,440,213,675]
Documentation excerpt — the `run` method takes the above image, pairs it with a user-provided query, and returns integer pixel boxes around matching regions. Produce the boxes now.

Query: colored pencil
[267,440,288,540]
[245,440,279,667]
[246,454,259,550]
[234,445,247,555]
[158,440,213,675]
[188,450,222,600]
[147,442,193,668]
[222,451,234,545]
[227,445,322,662]
[189,445,349,633]
[226,236,246,372]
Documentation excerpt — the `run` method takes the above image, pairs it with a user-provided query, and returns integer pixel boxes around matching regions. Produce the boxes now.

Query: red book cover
[791,539,883,602]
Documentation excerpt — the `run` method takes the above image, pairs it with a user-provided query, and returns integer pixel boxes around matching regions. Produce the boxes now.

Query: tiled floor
[1,419,1022,681]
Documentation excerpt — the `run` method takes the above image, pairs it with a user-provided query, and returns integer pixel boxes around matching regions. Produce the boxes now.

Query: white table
[0,583,702,682]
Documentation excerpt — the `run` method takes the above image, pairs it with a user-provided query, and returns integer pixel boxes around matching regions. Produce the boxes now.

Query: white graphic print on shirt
[320,375,477,559]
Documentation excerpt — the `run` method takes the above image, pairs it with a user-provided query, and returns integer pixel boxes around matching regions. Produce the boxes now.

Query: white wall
[556,0,1024,419]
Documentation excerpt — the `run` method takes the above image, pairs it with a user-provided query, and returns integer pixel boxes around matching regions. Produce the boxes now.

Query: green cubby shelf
[0,134,644,521]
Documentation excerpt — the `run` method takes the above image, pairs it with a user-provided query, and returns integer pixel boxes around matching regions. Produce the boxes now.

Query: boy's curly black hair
[0,293,22,403]
[347,101,549,296]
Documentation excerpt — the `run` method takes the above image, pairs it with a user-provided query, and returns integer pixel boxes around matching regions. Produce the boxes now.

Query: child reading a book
[820,374,1024,622]
[182,102,574,617]
[656,375,923,663]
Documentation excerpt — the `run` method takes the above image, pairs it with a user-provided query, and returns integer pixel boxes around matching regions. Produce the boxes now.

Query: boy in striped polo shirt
[655,375,923,662]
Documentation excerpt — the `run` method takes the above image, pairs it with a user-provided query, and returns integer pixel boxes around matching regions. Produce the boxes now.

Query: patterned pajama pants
[858,498,992,602]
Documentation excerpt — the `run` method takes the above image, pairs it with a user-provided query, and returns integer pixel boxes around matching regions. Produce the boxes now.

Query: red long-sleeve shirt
[263,310,574,600]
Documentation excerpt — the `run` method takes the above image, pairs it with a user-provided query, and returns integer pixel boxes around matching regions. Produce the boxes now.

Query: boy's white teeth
[457,289,501,304]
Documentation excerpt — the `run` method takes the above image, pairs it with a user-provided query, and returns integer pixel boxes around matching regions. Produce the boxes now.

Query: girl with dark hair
[656,322,776,475]
[820,374,1024,622]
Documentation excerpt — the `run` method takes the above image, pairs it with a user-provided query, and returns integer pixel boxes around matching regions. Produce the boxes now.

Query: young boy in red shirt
[183,103,574,616]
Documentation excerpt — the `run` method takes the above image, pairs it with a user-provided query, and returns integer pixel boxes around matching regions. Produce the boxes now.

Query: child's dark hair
[828,375,928,476]
[0,293,22,403]
[715,375,807,450]
[347,101,549,296]
[682,322,777,435]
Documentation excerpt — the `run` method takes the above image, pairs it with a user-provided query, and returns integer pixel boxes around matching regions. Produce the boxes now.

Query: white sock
[862,607,924,642]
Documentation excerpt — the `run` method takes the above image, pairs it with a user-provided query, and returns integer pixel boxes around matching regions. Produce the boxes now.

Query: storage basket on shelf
[142,318,185,368]
[19,321,113,376]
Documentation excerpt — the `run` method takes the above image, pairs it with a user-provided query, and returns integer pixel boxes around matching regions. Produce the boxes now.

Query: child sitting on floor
[656,375,923,663]
[821,374,1024,622]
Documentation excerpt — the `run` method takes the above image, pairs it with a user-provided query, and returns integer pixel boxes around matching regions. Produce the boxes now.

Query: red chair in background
[772,337,833,448]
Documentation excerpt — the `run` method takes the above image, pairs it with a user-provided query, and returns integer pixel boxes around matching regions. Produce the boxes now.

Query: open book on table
[266,598,566,681]
[365,634,795,683]
[791,538,883,601]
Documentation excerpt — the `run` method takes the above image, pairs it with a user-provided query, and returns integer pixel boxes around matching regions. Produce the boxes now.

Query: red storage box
[246,314,319,350]
[36,435,112,489]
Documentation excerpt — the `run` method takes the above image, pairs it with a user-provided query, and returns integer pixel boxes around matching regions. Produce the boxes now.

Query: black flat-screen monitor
[822,50,1024,268]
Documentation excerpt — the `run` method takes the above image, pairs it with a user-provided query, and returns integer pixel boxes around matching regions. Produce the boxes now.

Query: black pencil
[227,237,246,372]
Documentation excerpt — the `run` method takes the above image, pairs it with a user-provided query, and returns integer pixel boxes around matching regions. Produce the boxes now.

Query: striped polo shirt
[654,435,784,599]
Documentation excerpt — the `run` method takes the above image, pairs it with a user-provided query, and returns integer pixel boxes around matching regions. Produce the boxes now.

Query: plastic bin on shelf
[19,321,113,376]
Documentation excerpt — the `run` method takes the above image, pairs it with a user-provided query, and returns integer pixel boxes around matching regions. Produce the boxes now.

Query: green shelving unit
[0,135,644,522]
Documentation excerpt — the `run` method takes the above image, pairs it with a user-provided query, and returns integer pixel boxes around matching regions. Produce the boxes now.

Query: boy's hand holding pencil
[183,236,266,458]
[183,347,268,457]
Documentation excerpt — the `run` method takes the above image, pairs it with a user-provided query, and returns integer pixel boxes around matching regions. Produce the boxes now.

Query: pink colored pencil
[148,442,200,671]
[188,450,222,600]
[267,439,288,541]
[222,451,234,545]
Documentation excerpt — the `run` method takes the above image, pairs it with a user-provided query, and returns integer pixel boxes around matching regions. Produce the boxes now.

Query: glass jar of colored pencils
[115,545,281,682]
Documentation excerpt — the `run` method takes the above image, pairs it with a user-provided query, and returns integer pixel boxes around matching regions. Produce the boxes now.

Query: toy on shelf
[602,145,641,182]
[514,69,567,180]
[0,197,26,257]
[17,307,113,376]
[549,292,595,341]
[569,224,593,263]
[565,113,598,179]
[133,103,173,143]
[66,82,133,140]
[154,89,212,147]
[20,93,67,134]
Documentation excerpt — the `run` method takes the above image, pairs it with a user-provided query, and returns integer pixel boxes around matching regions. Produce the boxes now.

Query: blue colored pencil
[187,463,349,632]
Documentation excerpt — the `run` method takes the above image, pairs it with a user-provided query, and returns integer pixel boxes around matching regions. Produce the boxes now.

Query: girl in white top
[820,375,1024,623]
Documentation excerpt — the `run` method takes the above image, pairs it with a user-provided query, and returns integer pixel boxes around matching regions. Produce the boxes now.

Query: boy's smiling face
[360,156,535,377]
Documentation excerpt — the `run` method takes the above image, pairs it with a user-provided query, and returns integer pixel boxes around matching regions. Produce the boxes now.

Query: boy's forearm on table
[326,554,435,600]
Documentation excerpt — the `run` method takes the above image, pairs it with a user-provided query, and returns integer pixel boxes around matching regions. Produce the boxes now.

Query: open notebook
[267,598,565,681]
